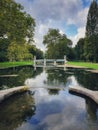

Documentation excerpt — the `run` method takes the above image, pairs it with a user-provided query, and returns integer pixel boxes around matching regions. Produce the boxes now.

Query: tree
[0,0,36,43]
[84,35,98,62]
[86,0,98,37]
[0,39,9,62]
[43,28,72,59]
[84,0,98,62]
[27,44,43,59]
[75,38,85,61]
[0,0,36,62]
[7,41,32,61]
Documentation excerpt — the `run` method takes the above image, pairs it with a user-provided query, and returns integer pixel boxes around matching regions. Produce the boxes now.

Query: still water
[0,66,98,130]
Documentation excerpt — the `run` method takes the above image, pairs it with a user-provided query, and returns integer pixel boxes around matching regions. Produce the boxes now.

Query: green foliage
[27,44,43,59]
[84,0,98,62]
[0,39,10,61]
[35,48,43,59]
[75,1,98,62]
[67,47,75,61]
[0,0,39,62]
[0,0,35,43]
[86,0,98,37]
[7,41,32,61]
[75,38,85,61]
[43,29,61,45]
[43,28,72,59]
[84,35,98,62]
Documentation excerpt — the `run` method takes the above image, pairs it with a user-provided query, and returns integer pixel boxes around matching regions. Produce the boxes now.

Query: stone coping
[0,86,29,103]
[69,86,98,104]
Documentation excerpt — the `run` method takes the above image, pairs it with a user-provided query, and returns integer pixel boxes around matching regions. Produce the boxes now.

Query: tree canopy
[86,0,98,37]
[43,28,72,59]
[74,0,98,62]
[0,0,36,43]
[0,0,44,62]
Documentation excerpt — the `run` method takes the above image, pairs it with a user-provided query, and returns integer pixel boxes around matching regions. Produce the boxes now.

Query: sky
[15,0,93,51]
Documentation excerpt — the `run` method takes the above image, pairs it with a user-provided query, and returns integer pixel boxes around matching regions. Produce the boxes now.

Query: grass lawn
[67,61,98,70]
[1,61,98,70]
[0,61,33,69]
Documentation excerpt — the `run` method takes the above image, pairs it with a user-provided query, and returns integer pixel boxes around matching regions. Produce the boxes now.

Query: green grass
[67,61,98,70]
[0,61,33,69]
[1,61,98,70]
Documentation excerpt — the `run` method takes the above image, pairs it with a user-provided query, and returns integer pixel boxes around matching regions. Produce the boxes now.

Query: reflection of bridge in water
[33,56,67,69]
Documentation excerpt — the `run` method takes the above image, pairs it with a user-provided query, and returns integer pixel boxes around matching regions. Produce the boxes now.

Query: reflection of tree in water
[45,68,71,87]
[0,92,36,130]
[70,91,98,122]
[85,99,98,121]
[74,69,98,90]
[48,89,60,95]
[0,66,43,90]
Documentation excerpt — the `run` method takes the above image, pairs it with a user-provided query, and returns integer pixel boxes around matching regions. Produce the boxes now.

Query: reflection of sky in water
[21,69,98,130]
[15,68,98,130]
[25,70,79,89]
[65,76,80,88]
[25,71,48,88]
[17,87,90,130]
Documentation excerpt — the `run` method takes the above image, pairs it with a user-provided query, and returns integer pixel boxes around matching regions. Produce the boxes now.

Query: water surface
[0,66,98,130]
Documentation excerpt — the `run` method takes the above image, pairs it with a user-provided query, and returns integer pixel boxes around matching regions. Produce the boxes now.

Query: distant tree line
[0,0,43,62]
[74,0,98,62]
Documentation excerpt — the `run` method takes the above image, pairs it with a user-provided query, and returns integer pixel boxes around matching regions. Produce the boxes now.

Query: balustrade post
[54,60,57,66]
[64,55,67,64]
[44,59,46,66]
[34,56,36,66]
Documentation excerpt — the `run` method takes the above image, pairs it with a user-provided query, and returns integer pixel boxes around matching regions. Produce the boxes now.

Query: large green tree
[75,38,85,61]
[86,0,98,37]
[43,28,72,59]
[0,0,36,62]
[0,0,35,43]
[75,0,98,62]
[84,0,98,62]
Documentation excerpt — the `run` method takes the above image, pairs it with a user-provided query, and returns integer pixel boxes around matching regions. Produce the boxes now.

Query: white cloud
[16,0,83,25]
[67,7,89,27]
[70,27,85,47]
[34,22,51,51]
[15,0,90,50]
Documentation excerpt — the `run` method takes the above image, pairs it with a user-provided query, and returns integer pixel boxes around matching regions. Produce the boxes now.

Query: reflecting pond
[0,66,98,130]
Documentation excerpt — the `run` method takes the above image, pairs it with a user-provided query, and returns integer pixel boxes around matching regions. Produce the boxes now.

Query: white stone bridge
[33,56,67,67]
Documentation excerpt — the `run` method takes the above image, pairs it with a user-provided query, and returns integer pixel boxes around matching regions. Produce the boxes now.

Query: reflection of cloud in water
[30,89,86,129]
[17,88,87,130]
[16,87,98,130]
[25,70,66,88]
[39,106,88,130]
[17,69,98,130]
[66,76,80,88]
[25,71,47,88]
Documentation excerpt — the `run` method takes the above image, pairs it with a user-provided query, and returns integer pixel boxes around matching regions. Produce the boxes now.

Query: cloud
[67,7,89,27]
[69,27,85,47]
[34,20,68,51]
[16,0,83,25]
[15,0,90,50]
